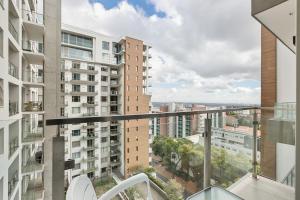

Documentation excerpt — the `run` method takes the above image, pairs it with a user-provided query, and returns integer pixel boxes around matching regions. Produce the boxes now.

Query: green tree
[164,179,184,200]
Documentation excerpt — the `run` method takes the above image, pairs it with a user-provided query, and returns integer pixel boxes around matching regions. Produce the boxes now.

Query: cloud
[62,0,261,104]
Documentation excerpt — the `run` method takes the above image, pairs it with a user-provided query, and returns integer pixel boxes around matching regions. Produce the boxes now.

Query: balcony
[83,145,98,151]
[81,135,98,140]
[81,156,98,162]
[110,140,120,146]
[110,81,120,87]
[81,166,98,174]
[22,128,44,144]
[68,79,97,85]
[110,130,121,136]
[82,102,98,107]
[22,9,44,38]
[22,155,44,175]
[46,106,298,200]
[22,69,44,87]
[83,112,98,117]
[23,101,43,112]
[110,149,120,156]
[64,67,98,74]
[22,40,44,64]
[110,90,120,96]
[22,177,44,200]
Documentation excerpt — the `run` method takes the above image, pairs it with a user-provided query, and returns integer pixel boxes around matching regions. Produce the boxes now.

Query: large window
[72,96,80,102]
[72,85,80,92]
[72,129,81,136]
[88,85,95,92]
[72,73,80,80]
[61,46,92,61]
[102,41,110,50]
[72,152,81,159]
[72,141,80,147]
[62,32,93,48]
[88,75,95,81]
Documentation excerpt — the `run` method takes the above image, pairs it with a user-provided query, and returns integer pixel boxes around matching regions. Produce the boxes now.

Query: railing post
[252,110,258,179]
[204,114,212,188]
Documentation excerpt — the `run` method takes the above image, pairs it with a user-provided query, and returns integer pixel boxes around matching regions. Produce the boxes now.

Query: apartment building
[0,0,61,199]
[151,103,206,138]
[60,24,152,182]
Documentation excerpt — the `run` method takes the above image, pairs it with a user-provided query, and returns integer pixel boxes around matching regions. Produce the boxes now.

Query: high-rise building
[60,24,152,181]
[0,0,61,199]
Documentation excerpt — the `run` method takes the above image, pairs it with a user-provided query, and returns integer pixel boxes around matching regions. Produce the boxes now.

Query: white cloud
[62,0,261,104]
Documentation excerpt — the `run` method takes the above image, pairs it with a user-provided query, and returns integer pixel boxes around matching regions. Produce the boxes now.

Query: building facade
[60,24,152,182]
[0,0,61,199]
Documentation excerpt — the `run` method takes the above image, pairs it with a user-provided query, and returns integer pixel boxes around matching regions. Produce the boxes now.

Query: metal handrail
[46,106,259,125]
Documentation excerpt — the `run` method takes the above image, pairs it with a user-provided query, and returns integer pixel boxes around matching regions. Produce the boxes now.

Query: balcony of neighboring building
[8,40,20,79]
[81,134,98,141]
[22,39,44,65]
[110,158,121,167]
[21,175,44,200]
[81,122,98,129]
[22,116,44,144]
[110,89,121,96]
[22,88,44,113]
[22,64,44,87]
[22,9,44,39]
[80,166,98,175]
[21,147,44,175]
[110,149,121,157]
[83,144,99,151]
[251,0,295,52]
[110,79,120,87]
[62,62,98,75]
[82,101,98,107]
[81,155,98,163]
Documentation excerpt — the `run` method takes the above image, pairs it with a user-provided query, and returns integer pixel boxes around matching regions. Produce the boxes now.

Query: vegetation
[152,136,252,188]
[164,179,184,200]
[93,177,118,199]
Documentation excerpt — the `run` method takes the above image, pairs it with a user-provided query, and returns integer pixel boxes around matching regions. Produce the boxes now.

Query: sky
[62,0,261,104]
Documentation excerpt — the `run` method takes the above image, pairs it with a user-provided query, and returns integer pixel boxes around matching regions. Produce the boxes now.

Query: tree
[164,179,184,200]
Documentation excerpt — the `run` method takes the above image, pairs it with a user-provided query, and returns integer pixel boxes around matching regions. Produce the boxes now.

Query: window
[88,65,95,70]
[127,158,129,164]
[101,86,108,92]
[72,85,80,92]
[136,66,138,71]
[101,147,108,153]
[101,96,107,102]
[136,156,138,161]
[136,56,138,62]
[101,76,108,82]
[127,65,130,70]
[136,127,139,131]
[0,28,3,57]
[87,96,94,104]
[72,62,80,69]
[136,96,138,101]
[127,148,129,153]
[127,96,129,101]
[72,73,80,80]
[72,141,80,147]
[73,163,81,170]
[136,137,139,141]
[136,86,139,92]
[136,45,138,50]
[101,167,107,173]
[101,137,107,143]
[72,96,80,102]
[72,107,81,114]
[62,32,93,48]
[72,130,81,136]
[72,152,81,159]
[102,41,110,50]
[136,76,138,81]
[88,75,95,81]
[88,85,95,92]
[127,106,129,112]
[136,106,138,111]
[127,85,130,91]
[127,138,130,142]
[101,67,108,72]
[136,146,138,151]
[61,46,92,61]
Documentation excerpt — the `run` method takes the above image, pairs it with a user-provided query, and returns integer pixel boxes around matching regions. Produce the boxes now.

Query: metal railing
[22,9,44,25]
[9,101,19,116]
[23,101,43,112]
[23,40,44,54]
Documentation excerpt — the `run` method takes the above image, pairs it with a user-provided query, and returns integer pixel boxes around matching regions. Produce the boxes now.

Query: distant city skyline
[62,0,261,104]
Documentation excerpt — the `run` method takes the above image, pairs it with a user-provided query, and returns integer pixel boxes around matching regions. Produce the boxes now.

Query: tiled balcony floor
[228,173,295,200]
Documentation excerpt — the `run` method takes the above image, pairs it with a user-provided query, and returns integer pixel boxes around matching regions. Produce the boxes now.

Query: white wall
[276,143,295,181]
[276,40,296,103]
